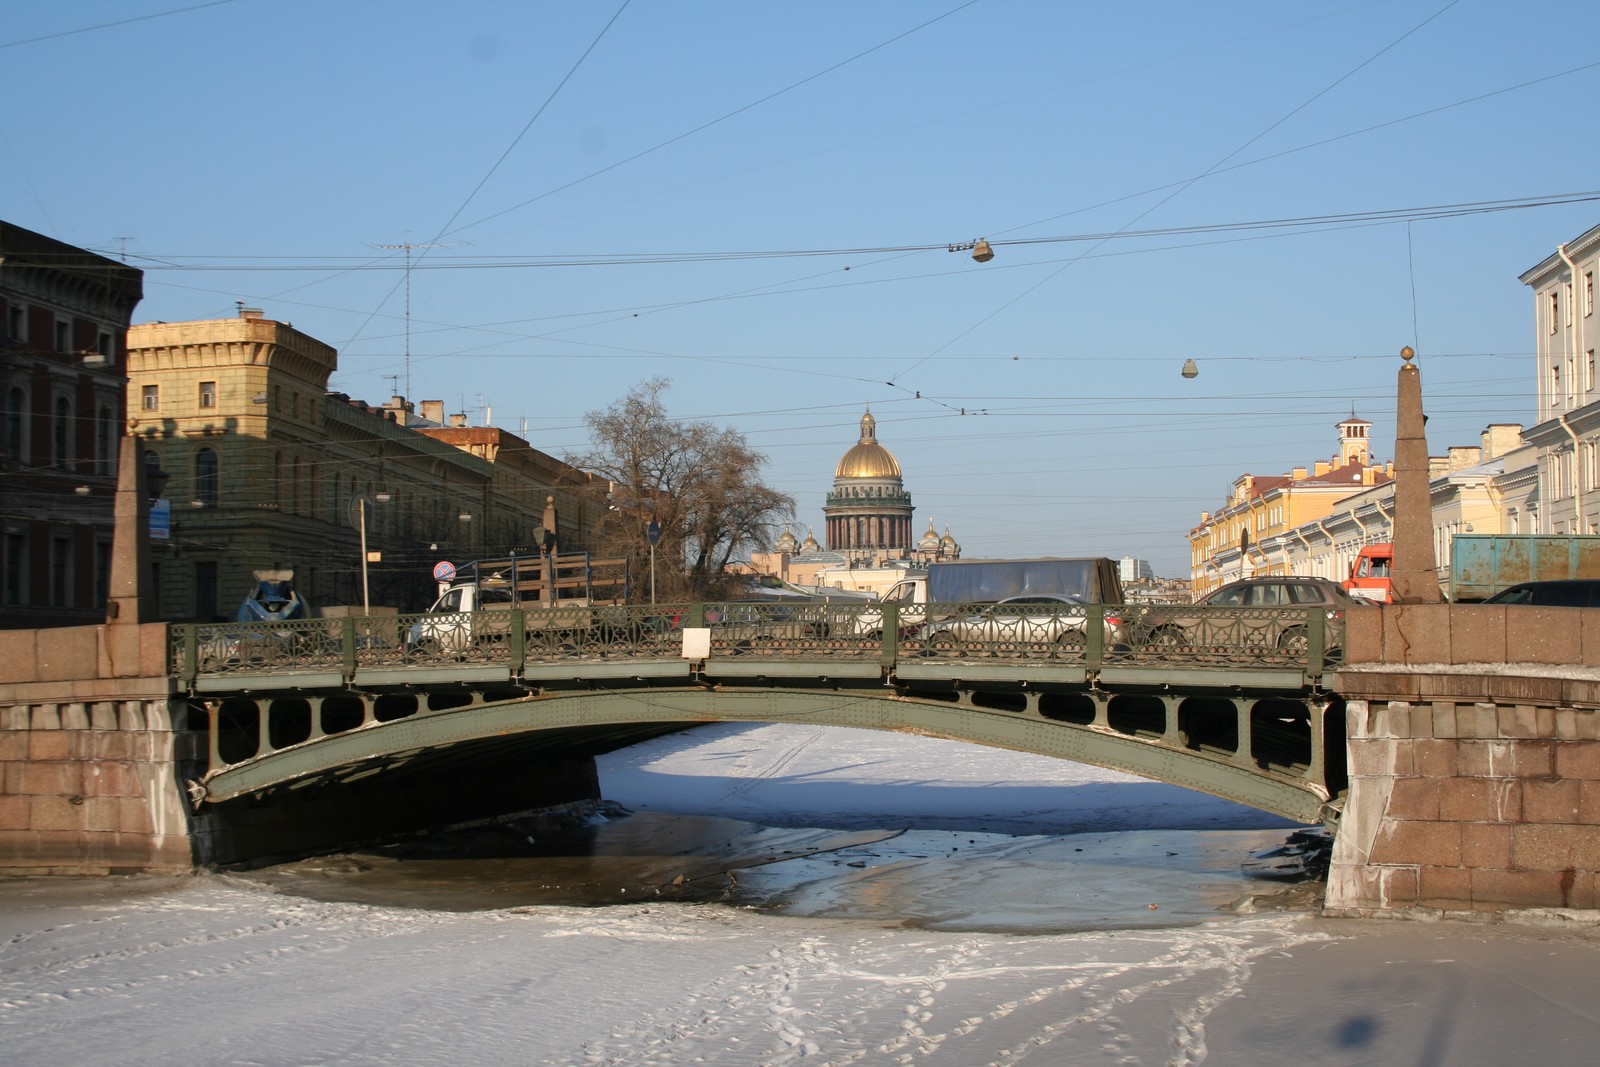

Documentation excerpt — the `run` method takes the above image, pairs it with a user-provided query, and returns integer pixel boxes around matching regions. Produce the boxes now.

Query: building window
[142,385,159,410]
[53,396,71,468]
[95,404,115,476]
[1589,350,1596,392]
[1551,292,1561,334]
[1566,282,1576,326]
[195,448,219,507]
[2,386,24,461]
[195,561,219,621]
[6,305,24,342]
[54,319,69,352]
[2,532,25,605]
[1586,271,1594,317]
[198,381,217,409]
[50,536,71,606]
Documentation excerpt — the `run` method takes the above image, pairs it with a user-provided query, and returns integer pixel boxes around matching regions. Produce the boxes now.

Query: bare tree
[567,378,794,600]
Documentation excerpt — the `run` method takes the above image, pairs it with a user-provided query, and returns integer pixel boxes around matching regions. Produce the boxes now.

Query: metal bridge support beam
[1090,690,1111,730]
[1159,694,1183,748]
[206,702,225,774]
[254,703,270,761]
[306,696,326,743]
[1231,697,1254,770]
[1306,698,1328,794]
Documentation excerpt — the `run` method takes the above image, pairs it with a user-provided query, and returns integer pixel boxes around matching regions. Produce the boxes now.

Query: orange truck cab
[1343,543,1394,603]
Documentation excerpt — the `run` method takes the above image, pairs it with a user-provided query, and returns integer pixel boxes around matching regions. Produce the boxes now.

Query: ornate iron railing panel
[170,600,1342,684]
[1117,602,1341,669]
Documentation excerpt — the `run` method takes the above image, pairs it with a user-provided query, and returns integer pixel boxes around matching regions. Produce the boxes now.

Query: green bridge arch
[192,681,1344,828]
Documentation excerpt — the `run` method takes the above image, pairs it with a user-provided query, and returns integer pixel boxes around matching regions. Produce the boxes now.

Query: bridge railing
[169,600,1342,685]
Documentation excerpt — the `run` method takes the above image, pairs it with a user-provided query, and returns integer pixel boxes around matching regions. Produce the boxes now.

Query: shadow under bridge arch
[196,685,1341,826]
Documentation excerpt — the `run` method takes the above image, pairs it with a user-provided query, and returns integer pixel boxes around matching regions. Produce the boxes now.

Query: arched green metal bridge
[173,599,1348,828]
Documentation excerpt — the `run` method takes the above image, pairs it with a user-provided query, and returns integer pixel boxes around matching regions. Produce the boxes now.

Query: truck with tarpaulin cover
[1446,534,1600,602]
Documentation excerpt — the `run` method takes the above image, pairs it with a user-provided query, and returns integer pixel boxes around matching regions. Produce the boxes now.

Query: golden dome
[834,409,902,479]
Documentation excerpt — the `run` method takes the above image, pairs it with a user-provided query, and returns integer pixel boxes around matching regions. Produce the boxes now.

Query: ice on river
[1,723,1596,1065]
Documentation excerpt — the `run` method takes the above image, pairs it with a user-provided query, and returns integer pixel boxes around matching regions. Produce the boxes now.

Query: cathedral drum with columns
[819,409,957,566]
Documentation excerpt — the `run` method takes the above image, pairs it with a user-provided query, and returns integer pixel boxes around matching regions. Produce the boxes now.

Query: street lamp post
[647,519,661,605]
[356,492,391,616]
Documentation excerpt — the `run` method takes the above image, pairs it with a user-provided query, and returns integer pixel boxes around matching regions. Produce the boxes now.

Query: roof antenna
[370,237,466,402]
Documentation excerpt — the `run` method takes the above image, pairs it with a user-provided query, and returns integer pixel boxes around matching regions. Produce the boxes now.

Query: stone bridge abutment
[0,623,192,874]
[1328,604,1600,918]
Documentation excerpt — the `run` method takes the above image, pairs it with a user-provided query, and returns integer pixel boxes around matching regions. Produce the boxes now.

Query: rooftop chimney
[1480,423,1524,462]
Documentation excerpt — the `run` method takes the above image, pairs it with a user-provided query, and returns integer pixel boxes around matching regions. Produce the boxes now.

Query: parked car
[1131,576,1353,657]
[1480,579,1600,607]
[917,593,1125,654]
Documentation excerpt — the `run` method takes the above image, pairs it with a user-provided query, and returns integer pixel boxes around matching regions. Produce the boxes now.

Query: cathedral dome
[834,409,902,479]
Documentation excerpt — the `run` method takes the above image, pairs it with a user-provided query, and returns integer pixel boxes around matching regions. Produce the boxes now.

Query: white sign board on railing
[682,627,711,660]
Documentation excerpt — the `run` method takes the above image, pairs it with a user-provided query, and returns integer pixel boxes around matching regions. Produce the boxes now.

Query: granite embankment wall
[0,623,608,873]
[1328,603,1600,918]
[0,624,192,874]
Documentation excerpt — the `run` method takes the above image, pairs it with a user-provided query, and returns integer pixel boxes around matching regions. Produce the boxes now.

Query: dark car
[1131,576,1353,657]
[1198,576,1354,611]
[1481,580,1600,607]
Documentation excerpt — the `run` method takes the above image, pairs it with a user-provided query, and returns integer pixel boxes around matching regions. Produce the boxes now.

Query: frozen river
[2,723,1597,1065]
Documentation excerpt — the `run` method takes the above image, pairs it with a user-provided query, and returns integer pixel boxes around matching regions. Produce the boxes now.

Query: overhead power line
[105,191,1600,272]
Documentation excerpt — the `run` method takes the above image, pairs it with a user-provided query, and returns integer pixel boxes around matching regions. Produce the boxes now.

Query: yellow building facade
[126,308,604,620]
[1189,415,1394,596]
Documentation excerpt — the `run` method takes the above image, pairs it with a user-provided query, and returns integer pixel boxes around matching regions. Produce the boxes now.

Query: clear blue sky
[5,1,1598,577]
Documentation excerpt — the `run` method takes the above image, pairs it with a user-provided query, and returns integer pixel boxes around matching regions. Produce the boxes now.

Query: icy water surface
[240,809,1311,933]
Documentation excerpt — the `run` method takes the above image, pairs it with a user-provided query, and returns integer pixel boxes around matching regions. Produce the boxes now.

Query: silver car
[917,594,1125,655]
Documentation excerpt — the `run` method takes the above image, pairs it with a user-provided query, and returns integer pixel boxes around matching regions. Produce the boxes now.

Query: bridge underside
[184,718,689,868]
[188,675,1345,863]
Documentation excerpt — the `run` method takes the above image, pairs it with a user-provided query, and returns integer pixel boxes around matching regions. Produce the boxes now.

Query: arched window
[53,396,71,468]
[195,448,219,507]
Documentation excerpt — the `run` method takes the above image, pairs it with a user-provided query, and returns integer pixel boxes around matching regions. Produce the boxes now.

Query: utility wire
[885,0,1467,395]
[443,1,982,241]
[115,191,1600,271]
[0,0,237,49]
[338,1,634,354]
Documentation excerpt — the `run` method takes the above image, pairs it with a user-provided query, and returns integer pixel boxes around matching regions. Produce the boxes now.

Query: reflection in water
[241,808,1314,934]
